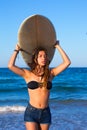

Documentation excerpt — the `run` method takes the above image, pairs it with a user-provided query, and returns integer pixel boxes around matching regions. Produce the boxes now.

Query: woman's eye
[39,55,42,58]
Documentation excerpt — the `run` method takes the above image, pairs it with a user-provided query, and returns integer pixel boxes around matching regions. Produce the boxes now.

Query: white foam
[0,106,26,112]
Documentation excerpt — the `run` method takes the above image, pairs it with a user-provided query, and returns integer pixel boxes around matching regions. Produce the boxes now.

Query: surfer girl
[8,40,71,130]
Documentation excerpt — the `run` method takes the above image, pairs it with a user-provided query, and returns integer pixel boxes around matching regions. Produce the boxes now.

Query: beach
[0,100,87,130]
[0,67,87,130]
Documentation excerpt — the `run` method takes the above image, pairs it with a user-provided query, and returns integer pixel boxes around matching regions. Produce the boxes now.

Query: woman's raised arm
[51,41,71,77]
[8,44,26,77]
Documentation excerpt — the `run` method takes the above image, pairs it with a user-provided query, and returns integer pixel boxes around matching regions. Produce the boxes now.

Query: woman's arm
[8,44,26,77]
[51,41,71,76]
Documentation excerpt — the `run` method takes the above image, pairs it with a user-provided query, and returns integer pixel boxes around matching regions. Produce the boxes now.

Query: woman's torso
[24,69,52,109]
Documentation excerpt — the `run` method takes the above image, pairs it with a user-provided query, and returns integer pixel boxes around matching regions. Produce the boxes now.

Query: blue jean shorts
[24,103,51,124]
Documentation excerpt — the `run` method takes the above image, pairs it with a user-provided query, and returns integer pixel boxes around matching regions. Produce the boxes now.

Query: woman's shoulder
[23,68,33,82]
[23,68,32,75]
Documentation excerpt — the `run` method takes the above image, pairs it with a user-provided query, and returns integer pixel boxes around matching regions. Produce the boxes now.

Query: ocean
[0,67,87,130]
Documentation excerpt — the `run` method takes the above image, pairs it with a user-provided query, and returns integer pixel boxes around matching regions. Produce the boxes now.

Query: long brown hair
[28,47,50,88]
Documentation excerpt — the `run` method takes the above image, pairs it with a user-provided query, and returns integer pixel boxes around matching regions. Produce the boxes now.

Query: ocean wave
[0,87,27,92]
[0,99,87,113]
[0,98,28,102]
[0,106,26,112]
[52,85,87,92]
[0,79,20,84]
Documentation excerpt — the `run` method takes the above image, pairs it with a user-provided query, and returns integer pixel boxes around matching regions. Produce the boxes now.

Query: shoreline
[0,100,87,130]
[0,99,87,112]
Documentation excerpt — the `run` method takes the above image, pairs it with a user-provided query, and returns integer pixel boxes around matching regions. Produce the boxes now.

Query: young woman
[8,41,71,130]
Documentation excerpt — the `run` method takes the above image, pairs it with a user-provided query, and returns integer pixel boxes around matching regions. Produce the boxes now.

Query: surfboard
[18,14,56,66]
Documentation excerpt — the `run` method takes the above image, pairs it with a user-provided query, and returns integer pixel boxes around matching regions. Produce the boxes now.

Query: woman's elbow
[8,63,13,70]
[66,60,71,67]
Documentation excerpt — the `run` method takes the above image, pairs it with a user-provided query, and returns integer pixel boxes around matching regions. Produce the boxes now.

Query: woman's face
[37,51,47,66]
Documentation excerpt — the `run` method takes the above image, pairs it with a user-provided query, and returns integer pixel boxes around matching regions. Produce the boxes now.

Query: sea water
[0,67,87,130]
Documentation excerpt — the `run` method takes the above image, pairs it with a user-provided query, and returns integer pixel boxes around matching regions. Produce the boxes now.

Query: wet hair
[28,47,50,88]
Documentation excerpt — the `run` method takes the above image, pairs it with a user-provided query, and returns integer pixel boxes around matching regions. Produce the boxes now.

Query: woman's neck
[33,65,45,77]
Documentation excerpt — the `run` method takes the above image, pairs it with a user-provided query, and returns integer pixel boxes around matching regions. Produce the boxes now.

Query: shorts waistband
[28,102,49,111]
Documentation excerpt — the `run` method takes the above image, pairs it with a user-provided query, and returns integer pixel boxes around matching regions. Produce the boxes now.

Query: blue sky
[0,0,87,67]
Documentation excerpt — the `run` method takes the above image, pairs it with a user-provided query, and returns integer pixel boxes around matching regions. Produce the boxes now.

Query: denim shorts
[24,103,51,124]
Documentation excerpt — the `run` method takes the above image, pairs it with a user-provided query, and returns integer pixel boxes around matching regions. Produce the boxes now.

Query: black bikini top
[27,81,52,90]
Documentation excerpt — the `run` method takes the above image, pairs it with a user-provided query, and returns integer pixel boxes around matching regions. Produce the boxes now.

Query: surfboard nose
[18,14,57,66]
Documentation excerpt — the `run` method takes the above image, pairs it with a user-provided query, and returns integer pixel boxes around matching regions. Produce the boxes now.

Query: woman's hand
[54,40,59,48]
[15,44,21,51]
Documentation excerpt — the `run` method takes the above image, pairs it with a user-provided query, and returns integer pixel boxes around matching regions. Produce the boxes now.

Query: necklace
[38,75,43,82]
